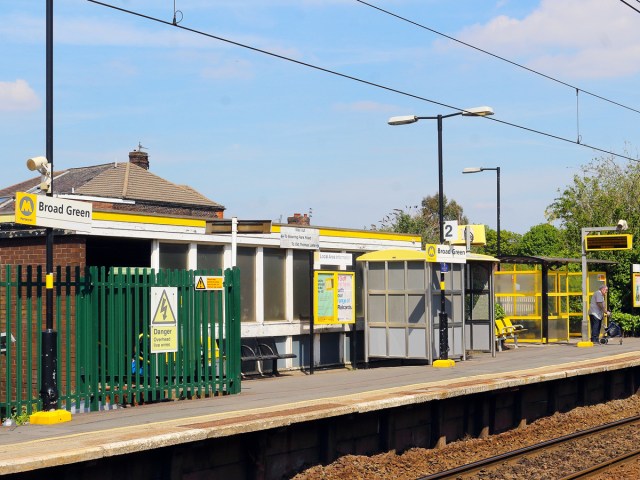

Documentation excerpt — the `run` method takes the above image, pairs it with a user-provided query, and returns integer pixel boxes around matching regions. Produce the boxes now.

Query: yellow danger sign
[194,275,224,291]
[152,289,177,324]
[150,287,178,353]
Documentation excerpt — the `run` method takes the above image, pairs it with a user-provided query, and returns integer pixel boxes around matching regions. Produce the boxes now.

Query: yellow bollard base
[432,359,455,368]
[30,410,72,425]
[576,341,594,348]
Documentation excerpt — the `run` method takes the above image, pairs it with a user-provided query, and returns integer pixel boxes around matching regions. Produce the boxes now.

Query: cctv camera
[617,220,628,231]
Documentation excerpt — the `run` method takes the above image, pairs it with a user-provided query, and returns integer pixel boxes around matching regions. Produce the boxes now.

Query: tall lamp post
[388,106,494,367]
[462,167,501,257]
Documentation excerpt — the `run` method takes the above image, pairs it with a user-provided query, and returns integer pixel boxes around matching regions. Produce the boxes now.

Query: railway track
[419,415,640,479]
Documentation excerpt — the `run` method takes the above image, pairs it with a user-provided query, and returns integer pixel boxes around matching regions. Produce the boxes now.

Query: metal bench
[241,337,297,376]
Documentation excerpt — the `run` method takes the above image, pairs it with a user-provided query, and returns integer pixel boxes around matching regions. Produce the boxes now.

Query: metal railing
[1,265,241,417]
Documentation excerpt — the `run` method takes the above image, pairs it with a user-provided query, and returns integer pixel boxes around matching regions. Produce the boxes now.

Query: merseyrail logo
[426,244,437,262]
[16,192,37,225]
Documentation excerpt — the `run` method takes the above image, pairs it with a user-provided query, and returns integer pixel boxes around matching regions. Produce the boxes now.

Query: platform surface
[1,339,639,474]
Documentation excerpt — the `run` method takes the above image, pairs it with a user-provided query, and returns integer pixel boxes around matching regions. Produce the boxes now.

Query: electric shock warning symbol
[152,289,177,325]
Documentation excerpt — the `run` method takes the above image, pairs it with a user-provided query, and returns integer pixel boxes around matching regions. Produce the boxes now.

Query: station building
[0,149,420,370]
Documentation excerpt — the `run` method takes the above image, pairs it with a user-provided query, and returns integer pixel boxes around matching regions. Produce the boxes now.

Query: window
[159,243,188,270]
[197,245,224,273]
[293,250,311,320]
[237,247,256,323]
[263,248,286,321]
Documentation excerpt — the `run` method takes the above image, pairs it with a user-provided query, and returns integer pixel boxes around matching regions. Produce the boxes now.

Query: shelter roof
[356,249,499,263]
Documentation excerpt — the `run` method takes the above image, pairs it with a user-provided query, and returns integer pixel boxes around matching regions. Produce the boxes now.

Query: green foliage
[477,227,522,257]
[610,311,640,336]
[494,303,505,321]
[3,406,31,426]
[518,223,572,257]
[545,152,640,314]
[374,193,469,246]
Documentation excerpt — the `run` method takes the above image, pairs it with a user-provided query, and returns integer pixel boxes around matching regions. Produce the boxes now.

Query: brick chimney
[129,148,149,170]
[287,213,311,226]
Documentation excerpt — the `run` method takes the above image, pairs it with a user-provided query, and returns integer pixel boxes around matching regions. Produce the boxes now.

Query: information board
[313,271,355,324]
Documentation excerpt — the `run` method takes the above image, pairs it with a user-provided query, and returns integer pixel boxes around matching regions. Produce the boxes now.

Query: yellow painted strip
[0,214,16,223]
[272,224,420,243]
[92,211,206,227]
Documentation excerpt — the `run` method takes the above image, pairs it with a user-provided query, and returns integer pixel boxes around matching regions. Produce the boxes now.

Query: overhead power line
[86,0,637,163]
[356,0,640,116]
[619,0,640,14]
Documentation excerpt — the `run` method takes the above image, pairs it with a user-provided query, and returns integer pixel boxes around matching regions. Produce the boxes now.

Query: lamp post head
[388,115,418,126]
[462,167,483,174]
[461,106,494,117]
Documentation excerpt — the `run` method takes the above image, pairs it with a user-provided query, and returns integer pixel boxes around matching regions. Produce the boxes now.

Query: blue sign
[439,262,449,272]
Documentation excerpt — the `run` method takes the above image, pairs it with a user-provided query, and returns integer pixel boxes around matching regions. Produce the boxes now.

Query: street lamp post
[462,167,501,257]
[388,106,493,367]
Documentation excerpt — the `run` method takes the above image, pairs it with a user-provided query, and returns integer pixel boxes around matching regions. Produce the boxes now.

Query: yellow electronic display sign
[585,234,632,251]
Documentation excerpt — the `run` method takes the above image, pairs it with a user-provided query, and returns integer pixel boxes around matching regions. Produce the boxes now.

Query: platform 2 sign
[313,271,355,324]
[15,191,92,232]
[150,287,178,353]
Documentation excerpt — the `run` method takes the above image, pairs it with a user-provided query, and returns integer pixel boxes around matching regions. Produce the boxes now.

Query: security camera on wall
[617,220,629,231]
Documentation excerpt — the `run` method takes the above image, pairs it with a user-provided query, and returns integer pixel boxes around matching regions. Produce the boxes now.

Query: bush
[610,311,640,336]
[495,303,505,321]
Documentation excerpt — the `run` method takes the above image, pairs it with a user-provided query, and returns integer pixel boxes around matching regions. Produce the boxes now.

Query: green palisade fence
[0,265,241,418]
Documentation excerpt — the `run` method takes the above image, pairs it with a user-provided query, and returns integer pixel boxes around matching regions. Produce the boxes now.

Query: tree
[546,153,640,312]
[518,223,569,257]
[479,227,522,257]
[375,193,468,246]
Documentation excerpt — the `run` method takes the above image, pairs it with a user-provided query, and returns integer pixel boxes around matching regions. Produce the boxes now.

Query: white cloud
[0,79,40,112]
[454,0,640,79]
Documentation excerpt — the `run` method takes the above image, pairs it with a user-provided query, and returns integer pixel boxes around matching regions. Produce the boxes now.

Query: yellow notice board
[633,273,640,308]
[314,271,355,324]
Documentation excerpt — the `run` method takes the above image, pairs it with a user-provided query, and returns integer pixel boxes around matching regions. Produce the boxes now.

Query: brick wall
[0,235,85,411]
[0,235,86,268]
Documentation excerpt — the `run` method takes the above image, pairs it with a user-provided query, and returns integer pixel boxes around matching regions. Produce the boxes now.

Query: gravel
[292,395,640,480]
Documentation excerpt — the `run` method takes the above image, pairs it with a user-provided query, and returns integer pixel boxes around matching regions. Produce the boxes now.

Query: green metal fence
[0,265,241,417]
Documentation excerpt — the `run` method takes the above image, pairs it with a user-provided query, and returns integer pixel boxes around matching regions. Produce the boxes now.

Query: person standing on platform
[589,284,609,344]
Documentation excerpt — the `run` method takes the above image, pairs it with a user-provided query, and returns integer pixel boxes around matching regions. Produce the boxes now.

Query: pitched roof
[0,162,224,214]
[74,162,221,207]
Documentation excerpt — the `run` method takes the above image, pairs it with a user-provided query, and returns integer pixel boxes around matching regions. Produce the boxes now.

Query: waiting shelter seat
[495,318,522,350]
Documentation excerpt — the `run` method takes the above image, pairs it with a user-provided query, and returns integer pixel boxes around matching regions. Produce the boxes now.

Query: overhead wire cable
[85,0,637,163]
[356,0,640,116]
[619,0,640,14]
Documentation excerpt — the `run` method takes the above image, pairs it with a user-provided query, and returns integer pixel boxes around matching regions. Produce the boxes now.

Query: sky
[2,0,640,235]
